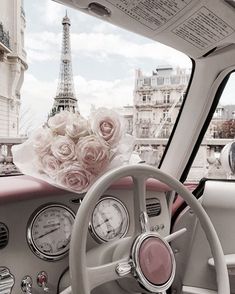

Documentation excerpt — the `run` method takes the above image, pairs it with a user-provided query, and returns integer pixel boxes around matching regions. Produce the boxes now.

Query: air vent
[0,223,8,249]
[146,198,161,217]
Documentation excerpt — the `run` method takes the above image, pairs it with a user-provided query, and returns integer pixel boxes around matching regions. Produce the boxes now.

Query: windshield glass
[0,0,192,176]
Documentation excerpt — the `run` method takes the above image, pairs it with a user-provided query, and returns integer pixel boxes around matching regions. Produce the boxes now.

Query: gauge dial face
[90,197,129,243]
[27,205,75,260]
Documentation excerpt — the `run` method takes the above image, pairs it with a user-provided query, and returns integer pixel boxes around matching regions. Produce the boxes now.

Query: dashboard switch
[21,276,32,294]
[37,271,49,292]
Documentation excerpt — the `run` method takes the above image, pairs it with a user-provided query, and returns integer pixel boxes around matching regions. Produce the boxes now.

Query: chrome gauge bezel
[27,204,75,261]
[89,196,130,243]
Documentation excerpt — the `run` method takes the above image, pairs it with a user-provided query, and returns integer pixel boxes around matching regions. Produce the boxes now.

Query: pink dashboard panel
[0,175,171,204]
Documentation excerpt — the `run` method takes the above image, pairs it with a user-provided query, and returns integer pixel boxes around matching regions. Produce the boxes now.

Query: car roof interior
[53,0,235,59]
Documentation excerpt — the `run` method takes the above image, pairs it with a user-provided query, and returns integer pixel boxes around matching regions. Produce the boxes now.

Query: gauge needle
[35,227,60,240]
[95,218,110,229]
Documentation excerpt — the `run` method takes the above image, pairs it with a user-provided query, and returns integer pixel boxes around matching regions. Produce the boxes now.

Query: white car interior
[1,0,235,294]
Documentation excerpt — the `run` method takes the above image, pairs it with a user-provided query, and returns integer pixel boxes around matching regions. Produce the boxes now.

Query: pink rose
[51,136,75,162]
[91,108,123,146]
[48,111,72,135]
[33,127,53,157]
[66,115,90,140]
[57,162,94,193]
[41,154,60,178]
[76,135,110,175]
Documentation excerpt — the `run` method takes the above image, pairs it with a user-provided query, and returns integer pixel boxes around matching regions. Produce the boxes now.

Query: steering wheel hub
[132,233,176,292]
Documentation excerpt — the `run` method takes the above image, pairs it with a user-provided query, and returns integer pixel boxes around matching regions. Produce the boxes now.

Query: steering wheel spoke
[87,258,131,290]
[165,228,187,243]
[86,235,134,290]
[132,175,150,234]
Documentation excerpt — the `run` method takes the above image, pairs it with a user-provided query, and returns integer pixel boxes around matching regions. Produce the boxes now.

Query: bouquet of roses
[12,108,135,193]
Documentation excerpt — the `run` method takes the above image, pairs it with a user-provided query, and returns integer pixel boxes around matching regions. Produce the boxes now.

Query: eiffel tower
[51,12,78,116]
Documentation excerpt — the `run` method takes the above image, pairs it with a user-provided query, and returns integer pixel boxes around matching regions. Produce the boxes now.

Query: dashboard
[0,175,171,294]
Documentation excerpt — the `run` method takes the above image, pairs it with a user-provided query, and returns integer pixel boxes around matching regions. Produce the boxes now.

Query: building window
[163,110,168,119]
[142,127,149,137]
[147,95,151,102]
[143,78,151,86]
[179,92,185,102]
[171,76,180,84]
[153,112,156,120]
[142,95,146,103]
[164,77,170,85]
[163,91,170,103]
[214,108,223,118]
[157,77,164,85]
[181,75,187,84]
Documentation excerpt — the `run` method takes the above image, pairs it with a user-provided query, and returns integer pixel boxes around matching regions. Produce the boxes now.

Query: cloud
[26,30,191,68]
[20,73,57,131]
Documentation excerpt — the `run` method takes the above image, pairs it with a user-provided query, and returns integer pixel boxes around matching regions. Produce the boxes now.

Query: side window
[187,72,235,182]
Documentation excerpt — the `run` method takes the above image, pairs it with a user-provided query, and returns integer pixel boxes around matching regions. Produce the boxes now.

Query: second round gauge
[90,197,129,243]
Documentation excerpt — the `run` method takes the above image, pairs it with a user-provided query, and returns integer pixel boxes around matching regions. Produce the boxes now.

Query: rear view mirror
[220,142,235,176]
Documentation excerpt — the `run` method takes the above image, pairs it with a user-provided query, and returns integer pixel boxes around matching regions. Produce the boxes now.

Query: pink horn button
[139,237,173,285]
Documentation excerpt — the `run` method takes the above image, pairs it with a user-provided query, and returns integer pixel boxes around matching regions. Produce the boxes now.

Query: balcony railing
[0,137,27,176]
[0,22,11,51]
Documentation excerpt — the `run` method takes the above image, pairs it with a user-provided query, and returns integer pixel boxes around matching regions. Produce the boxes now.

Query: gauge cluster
[27,204,75,261]
[27,197,130,260]
[89,197,129,243]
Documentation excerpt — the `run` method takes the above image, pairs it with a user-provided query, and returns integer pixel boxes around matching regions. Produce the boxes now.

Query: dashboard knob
[21,276,32,294]
[37,271,49,292]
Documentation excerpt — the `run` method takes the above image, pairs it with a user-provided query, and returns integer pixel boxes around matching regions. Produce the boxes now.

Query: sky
[21,0,193,132]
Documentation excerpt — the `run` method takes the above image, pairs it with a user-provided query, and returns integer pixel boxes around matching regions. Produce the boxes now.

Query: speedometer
[90,197,129,243]
[27,204,75,261]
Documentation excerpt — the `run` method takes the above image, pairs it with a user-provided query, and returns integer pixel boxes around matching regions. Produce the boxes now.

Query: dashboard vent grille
[146,198,161,217]
[0,223,8,249]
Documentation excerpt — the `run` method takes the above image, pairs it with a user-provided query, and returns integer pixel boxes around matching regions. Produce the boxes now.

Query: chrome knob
[21,276,32,294]
[37,271,49,292]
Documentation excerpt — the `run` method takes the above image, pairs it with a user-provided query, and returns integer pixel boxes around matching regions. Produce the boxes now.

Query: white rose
[51,136,76,162]
[66,115,90,140]
[76,135,110,175]
[48,111,72,135]
[32,127,53,157]
[41,154,61,178]
[57,162,94,193]
[91,108,123,147]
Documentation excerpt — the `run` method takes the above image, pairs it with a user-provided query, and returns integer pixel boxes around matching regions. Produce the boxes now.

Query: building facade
[119,67,235,181]
[133,67,190,138]
[0,0,27,137]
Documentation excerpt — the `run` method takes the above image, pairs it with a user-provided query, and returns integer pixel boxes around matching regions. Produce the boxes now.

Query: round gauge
[90,197,129,243]
[27,204,75,261]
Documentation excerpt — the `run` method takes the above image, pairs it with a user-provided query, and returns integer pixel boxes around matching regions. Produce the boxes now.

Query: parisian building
[119,67,235,180]
[0,0,27,137]
[133,67,190,138]
[119,67,190,165]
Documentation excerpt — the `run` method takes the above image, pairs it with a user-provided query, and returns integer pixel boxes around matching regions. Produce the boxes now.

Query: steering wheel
[69,164,229,294]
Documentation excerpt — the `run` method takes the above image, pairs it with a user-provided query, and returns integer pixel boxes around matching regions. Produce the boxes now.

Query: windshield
[0,0,192,176]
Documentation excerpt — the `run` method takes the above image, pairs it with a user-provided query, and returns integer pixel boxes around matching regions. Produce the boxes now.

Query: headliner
[52,0,235,59]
